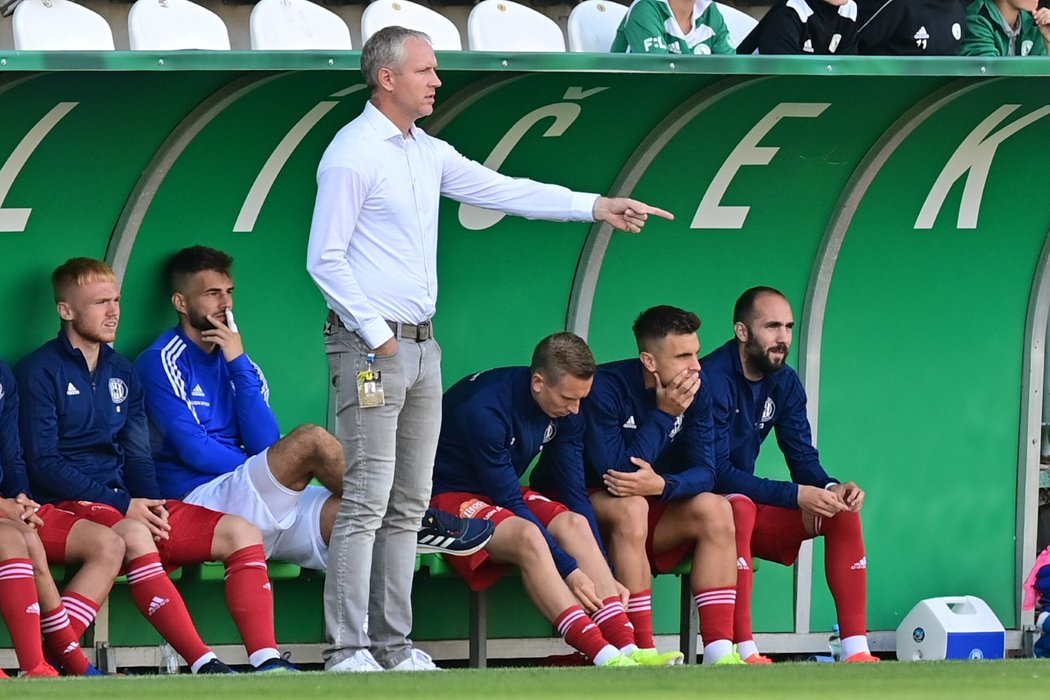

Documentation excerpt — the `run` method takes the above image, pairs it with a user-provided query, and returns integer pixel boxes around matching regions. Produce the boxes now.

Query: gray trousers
[322,325,442,668]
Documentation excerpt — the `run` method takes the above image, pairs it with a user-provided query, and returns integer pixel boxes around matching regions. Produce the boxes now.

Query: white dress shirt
[307,101,599,348]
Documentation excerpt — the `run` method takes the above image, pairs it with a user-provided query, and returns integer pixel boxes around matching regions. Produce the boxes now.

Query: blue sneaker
[83,663,106,676]
[417,509,493,556]
[254,657,300,673]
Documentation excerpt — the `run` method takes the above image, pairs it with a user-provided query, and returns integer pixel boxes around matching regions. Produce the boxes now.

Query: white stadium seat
[567,0,627,52]
[467,0,565,52]
[715,1,757,49]
[128,0,231,50]
[13,0,115,50]
[362,0,462,51]
[250,0,352,50]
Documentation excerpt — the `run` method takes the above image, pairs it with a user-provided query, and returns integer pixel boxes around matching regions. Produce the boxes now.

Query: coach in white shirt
[307,25,672,673]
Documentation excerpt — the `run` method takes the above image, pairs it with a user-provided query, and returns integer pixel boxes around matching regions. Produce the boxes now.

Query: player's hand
[593,197,674,234]
[565,569,603,612]
[828,482,865,512]
[14,494,43,528]
[1035,7,1050,41]
[128,498,171,541]
[202,312,245,362]
[603,457,666,498]
[653,367,700,417]
[372,336,399,358]
[796,485,848,518]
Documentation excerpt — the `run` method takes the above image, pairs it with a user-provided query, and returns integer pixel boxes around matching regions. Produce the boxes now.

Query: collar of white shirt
[362,100,419,142]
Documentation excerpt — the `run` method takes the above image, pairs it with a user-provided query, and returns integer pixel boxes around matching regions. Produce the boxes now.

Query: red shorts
[430,487,569,591]
[37,500,223,570]
[751,503,813,566]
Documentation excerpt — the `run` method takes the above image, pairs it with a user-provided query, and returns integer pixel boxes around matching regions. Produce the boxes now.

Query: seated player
[534,306,748,665]
[2,358,123,677]
[704,287,877,663]
[135,246,491,572]
[431,333,641,667]
[611,0,734,54]
[856,0,967,55]
[18,257,297,674]
[962,0,1050,56]
[737,0,859,55]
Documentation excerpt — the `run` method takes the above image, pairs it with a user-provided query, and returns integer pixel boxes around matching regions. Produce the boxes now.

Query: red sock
[223,545,277,657]
[591,596,636,650]
[62,592,101,639]
[554,605,612,662]
[694,586,735,645]
[0,558,47,672]
[819,511,868,638]
[626,590,656,648]
[728,495,757,643]
[40,606,89,675]
[127,553,210,665]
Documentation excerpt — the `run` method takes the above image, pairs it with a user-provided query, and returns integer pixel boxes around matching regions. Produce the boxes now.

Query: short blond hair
[52,257,116,302]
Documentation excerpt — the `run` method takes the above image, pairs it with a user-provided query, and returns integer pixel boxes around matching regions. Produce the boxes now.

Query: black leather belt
[327,310,433,342]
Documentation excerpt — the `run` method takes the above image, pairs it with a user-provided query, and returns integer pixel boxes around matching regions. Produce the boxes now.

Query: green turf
[6,660,1050,699]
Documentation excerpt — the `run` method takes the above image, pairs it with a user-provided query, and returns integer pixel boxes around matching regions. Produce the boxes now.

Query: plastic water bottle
[828,624,842,662]
[159,643,181,674]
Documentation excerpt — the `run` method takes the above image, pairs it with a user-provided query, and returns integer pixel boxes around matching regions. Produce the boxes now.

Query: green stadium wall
[0,52,1046,656]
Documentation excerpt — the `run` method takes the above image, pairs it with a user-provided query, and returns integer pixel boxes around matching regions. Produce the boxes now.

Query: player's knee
[215,515,264,555]
[727,495,757,531]
[607,496,648,543]
[0,525,28,557]
[91,527,127,571]
[112,519,156,556]
[822,509,863,539]
[507,519,548,568]
[689,493,734,540]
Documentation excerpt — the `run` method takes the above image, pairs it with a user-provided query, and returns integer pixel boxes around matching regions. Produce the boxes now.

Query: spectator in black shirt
[737,0,859,54]
[856,0,967,55]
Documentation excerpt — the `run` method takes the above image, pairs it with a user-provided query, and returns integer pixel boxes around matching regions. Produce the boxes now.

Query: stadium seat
[250,0,352,50]
[13,0,115,50]
[128,0,231,50]
[467,0,565,52]
[566,0,626,53]
[715,1,757,49]
[361,0,462,51]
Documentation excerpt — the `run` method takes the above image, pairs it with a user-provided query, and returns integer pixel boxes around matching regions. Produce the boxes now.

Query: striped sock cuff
[626,592,652,613]
[62,594,100,630]
[694,587,737,608]
[40,608,72,634]
[0,559,34,581]
[126,558,166,585]
[555,606,587,636]
[591,601,626,626]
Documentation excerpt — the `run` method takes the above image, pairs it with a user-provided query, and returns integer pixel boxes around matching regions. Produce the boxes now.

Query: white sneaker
[389,648,442,672]
[327,649,384,673]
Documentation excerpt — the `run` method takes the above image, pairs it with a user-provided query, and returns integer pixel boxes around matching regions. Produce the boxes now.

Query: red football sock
[40,606,89,675]
[0,558,47,673]
[127,553,210,666]
[554,605,612,662]
[693,586,735,645]
[626,590,656,648]
[728,495,757,643]
[62,592,101,639]
[819,511,868,638]
[591,596,636,651]
[223,545,277,657]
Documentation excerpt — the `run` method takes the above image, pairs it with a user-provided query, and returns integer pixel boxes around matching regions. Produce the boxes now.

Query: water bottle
[828,624,842,662]
[159,643,181,674]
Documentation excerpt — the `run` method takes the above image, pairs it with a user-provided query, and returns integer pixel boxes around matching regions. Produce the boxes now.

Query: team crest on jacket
[0,381,4,401]
[109,378,129,404]
[669,414,684,439]
[542,422,557,444]
[760,397,775,423]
